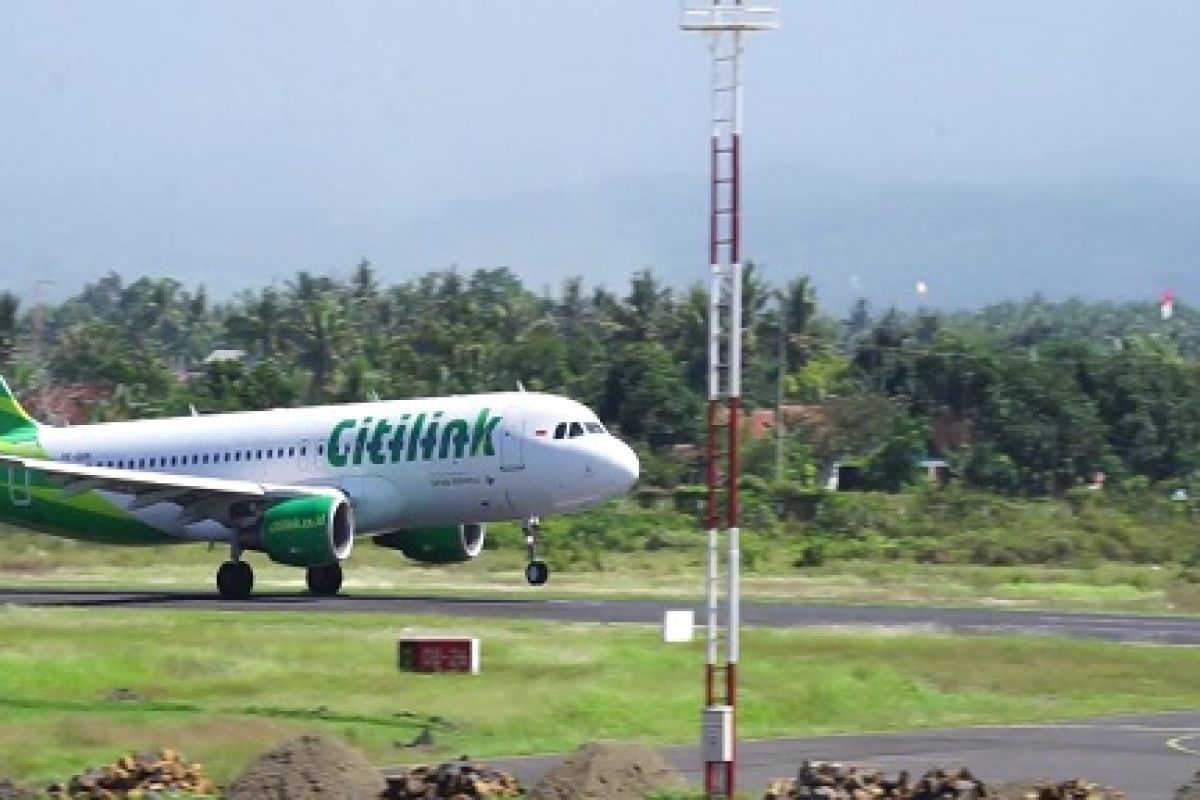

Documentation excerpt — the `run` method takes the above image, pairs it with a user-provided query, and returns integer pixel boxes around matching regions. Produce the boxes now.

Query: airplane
[0,376,639,599]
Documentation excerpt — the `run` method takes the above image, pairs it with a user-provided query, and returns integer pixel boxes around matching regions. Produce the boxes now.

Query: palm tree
[0,291,19,364]
[284,288,351,402]
[780,275,818,372]
[227,287,284,359]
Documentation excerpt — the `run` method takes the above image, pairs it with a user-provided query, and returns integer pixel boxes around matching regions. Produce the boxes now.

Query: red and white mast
[681,3,777,798]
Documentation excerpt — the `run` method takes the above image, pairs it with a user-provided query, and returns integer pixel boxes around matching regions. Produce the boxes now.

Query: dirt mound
[225,732,387,800]
[528,742,685,800]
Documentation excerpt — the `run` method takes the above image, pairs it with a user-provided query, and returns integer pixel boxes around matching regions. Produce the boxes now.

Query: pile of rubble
[1178,769,1200,800]
[0,778,35,800]
[766,763,1126,800]
[993,778,1125,800]
[766,762,989,800]
[45,749,216,799]
[383,756,522,799]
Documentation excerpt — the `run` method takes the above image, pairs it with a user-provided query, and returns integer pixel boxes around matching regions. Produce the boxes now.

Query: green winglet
[0,375,39,442]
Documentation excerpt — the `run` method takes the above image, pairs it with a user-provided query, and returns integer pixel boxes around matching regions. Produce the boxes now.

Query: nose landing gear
[522,517,549,586]
[216,540,254,600]
[306,562,344,597]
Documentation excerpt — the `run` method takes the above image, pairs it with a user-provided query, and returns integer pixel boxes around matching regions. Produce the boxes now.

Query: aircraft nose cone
[609,441,640,491]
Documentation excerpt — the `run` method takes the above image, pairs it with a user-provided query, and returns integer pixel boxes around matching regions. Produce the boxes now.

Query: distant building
[201,348,247,365]
[931,411,975,451]
[24,383,112,426]
[744,404,829,441]
[918,458,951,485]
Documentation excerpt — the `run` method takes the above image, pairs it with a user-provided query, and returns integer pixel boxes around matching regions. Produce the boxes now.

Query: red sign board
[397,637,480,674]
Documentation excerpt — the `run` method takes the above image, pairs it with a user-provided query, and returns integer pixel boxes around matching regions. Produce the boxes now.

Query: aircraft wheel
[524,559,549,586]
[217,560,254,600]
[306,562,343,597]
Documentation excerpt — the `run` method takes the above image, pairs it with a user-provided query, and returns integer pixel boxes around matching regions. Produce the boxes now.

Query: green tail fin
[0,376,38,442]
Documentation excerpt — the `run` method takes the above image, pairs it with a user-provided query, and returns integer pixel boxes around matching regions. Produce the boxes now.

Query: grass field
[4,607,1200,786]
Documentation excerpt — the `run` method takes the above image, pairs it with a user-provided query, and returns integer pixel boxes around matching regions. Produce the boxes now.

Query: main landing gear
[523,517,549,586]
[216,559,254,601]
[306,562,343,597]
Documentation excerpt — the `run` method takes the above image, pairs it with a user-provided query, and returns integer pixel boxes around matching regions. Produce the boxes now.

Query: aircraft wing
[0,455,339,527]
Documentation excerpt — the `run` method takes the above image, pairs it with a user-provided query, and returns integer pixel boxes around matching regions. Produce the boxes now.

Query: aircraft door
[7,464,31,507]
[297,439,312,472]
[499,407,525,472]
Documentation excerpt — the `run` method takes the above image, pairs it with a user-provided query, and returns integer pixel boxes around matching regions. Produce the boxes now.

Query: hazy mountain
[8,167,1198,312]
[391,166,1200,312]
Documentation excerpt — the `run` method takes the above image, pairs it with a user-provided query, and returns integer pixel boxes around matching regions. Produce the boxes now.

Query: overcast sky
[2,1,1198,297]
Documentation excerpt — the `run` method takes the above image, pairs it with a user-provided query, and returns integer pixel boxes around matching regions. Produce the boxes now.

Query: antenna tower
[680,2,777,798]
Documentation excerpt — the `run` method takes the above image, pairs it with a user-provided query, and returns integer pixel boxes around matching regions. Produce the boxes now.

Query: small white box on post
[663,609,695,643]
[703,704,734,763]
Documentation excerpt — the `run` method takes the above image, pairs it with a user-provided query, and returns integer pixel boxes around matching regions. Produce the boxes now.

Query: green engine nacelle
[374,523,486,565]
[262,495,355,568]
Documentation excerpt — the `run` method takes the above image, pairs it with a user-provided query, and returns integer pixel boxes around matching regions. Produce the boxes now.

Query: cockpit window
[585,422,605,434]
[569,422,584,438]
[554,422,567,440]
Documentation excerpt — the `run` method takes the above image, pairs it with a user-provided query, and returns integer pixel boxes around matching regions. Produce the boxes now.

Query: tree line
[2,263,1197,498]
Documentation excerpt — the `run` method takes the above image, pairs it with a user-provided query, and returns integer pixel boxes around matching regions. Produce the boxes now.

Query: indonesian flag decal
[535,428,548,437]
[1161,290,1176,321]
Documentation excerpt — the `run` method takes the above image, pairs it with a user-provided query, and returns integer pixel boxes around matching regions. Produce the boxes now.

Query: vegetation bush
[7,266,1200,575]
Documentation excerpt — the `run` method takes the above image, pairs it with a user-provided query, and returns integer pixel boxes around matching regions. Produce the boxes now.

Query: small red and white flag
[1161,290,1176,321]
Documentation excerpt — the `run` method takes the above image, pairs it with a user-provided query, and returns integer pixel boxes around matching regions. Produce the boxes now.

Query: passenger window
[554,423,567,440]
[569,422,584,438]
[257,450,263,459]
[288,447,295,457]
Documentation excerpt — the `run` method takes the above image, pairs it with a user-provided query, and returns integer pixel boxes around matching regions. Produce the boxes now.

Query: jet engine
[260,494,355,568]
[373,523,486,564]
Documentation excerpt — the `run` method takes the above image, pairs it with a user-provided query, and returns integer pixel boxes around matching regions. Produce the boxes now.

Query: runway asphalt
[5,587,1200,643]
[448,712,1200,800]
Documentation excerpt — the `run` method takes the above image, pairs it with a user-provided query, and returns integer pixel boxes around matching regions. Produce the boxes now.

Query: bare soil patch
[225,733,386,800]
[528,741,685,800]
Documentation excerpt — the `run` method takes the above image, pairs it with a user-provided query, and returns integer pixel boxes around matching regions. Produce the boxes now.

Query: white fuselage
[37,391,639,544]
